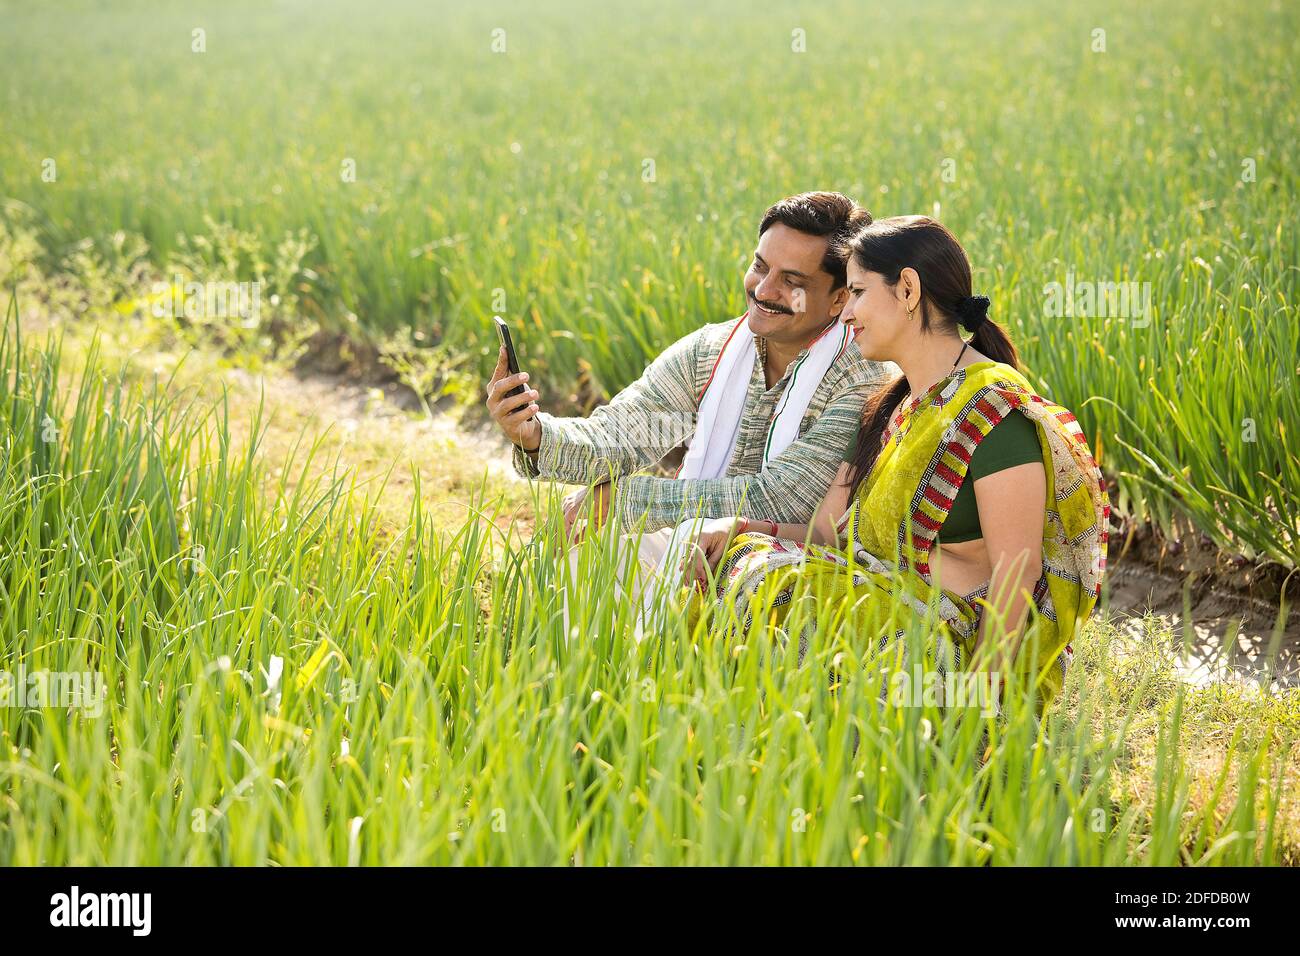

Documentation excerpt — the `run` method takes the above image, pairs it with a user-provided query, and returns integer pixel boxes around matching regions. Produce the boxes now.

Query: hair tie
[956,295,990,333]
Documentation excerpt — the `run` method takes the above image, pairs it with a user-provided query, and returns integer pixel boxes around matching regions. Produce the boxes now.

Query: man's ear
[829,284,850,318]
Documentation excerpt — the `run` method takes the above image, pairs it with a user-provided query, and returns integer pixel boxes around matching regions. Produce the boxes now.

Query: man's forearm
[613,469,820,533]
[511,409,691,486]
[610,388,863,533]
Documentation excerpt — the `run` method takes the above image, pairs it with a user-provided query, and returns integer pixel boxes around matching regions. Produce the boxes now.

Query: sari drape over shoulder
[693,361,1110,711]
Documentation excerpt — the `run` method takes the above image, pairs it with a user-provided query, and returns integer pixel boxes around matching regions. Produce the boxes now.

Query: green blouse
[842,410,1042,543]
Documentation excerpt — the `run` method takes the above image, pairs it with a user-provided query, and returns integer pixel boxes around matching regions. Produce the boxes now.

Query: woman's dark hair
[841,216,1021,500]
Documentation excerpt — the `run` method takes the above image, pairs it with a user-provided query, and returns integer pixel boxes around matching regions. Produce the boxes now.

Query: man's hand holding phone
[487,345,542,452]
[487,316,615,536]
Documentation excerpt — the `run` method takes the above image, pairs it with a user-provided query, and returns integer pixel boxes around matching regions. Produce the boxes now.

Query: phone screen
[493,316,526,398]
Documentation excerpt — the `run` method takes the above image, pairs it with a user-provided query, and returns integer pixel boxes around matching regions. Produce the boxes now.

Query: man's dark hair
[758,191,873,289]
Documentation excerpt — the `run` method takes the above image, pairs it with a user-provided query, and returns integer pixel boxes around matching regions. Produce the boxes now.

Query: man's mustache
[748,291,793,316]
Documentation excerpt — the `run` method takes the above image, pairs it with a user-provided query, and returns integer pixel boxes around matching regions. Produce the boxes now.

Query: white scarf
[677,314,854,478]
[634,314,855,639]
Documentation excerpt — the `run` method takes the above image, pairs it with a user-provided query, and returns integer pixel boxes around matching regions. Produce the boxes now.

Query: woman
[681,216,1109,711]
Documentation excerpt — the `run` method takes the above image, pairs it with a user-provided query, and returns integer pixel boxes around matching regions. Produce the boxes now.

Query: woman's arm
[970,461,1047,675]
[770,460,855,545]
[693,461,859,581]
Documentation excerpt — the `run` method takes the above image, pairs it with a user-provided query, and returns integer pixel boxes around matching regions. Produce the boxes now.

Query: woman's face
[841,258,911,363]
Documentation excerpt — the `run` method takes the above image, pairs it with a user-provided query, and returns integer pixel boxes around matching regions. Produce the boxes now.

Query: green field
[3,0,1298,564]
[1,0,1298,865]
[1,322,1295,865]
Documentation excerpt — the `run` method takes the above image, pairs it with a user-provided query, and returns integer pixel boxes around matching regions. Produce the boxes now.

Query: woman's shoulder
[960,359,1027,389]
[970,406,1042,477]
[956,361,1047,414]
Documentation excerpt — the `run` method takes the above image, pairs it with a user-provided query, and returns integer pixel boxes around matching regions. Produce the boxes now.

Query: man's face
[743,223,848,344]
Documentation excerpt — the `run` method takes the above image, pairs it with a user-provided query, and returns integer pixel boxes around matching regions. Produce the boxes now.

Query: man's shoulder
[647,318,743,370]
[653,318,747,388]
[829,338,894,391]
[624,319,743,400]
[685,317,746,355]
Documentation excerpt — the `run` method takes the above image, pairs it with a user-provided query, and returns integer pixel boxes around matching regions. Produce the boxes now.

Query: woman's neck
[895,334,975,399]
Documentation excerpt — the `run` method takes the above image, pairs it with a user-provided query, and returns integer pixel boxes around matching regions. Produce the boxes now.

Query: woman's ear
[899,267,922,312]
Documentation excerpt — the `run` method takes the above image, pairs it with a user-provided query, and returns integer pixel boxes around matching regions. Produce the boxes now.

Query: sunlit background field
[1,0,1297,864]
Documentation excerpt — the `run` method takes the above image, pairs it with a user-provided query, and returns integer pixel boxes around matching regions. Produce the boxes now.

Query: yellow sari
[693,361,1110,711]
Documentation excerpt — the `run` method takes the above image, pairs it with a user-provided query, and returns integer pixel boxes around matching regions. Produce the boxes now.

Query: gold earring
[906,302,916,320]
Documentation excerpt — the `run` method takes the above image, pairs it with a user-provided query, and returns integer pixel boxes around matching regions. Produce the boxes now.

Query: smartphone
[493,315,526,398]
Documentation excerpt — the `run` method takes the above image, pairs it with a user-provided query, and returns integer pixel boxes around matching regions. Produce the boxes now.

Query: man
[487,191,889,538]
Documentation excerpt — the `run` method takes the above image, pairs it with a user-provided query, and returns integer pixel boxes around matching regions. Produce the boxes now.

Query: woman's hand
[563,482,613,544]
[561,486,588,538]
[680,517,744,592]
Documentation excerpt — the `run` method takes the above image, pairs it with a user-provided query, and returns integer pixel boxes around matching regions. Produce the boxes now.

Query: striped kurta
[513,316,890,532]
